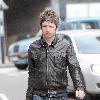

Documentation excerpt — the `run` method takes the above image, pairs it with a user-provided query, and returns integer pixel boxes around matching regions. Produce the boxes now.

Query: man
[25,8,85,100]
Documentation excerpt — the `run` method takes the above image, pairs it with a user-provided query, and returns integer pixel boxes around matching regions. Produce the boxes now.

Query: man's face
[41,21,57,39]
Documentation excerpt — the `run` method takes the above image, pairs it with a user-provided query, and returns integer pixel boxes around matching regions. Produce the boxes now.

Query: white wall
[66,3,100,19]
[89,3,100,17]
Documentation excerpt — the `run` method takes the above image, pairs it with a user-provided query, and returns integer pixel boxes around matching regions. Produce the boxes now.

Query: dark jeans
[33,93,68,100]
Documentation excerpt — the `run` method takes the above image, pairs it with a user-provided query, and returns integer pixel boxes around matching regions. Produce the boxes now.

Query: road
[0,66,100,100]
[0,67,27,100]
[0,66,75,100]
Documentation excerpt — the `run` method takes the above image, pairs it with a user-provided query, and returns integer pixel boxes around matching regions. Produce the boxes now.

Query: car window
[70,22,77,29]
[58,22,72,31]
[98,21,100,28]
[80,21,99,29]
[58,19,100,30]
[74,35,100,54]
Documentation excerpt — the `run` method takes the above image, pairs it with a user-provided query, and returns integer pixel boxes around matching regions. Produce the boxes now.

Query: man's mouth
[46,33,51,35]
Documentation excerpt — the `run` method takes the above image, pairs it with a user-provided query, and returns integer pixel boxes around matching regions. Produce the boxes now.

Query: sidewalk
[0,57,14,68]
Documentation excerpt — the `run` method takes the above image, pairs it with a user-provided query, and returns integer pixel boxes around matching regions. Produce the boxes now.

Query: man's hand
[76,89,85,99]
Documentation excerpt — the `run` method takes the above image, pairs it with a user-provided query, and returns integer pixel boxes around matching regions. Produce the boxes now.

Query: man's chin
[46,35,52,38]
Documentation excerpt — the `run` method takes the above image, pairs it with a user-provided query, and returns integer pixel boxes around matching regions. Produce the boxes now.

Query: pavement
[0,57,14,68]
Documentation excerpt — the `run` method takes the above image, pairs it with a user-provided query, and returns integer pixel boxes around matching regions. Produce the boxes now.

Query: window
[75,35,100,54]
[80,21,99,29]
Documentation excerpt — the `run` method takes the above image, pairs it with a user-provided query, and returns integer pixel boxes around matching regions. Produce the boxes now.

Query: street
[0,67,27,100]
[0,66,76,100]
[0,66,100,100]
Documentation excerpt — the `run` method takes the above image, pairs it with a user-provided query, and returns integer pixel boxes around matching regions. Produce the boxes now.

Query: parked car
[8,17,100,69]
[58,17,100,30]
[8,30,42,69]
[8,36,40,69]
[58,30,100,99]
[8,30,100,99]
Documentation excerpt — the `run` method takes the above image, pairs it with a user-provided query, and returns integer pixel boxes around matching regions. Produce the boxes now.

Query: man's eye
[49,26,54,28]
[42,25,47,28]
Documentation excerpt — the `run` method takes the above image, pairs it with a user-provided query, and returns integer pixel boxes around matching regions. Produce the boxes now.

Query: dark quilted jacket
[26,34,84,99]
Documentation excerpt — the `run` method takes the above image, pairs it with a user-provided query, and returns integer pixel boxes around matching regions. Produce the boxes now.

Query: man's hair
[40,7,59,28]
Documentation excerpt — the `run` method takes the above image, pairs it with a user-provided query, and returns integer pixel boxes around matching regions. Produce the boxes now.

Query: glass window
[70,22,77,29]
[80,21,99,29]
[74,35,100,54]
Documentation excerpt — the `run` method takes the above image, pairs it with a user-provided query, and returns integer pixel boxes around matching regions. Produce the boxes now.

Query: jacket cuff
[25,97,32,100]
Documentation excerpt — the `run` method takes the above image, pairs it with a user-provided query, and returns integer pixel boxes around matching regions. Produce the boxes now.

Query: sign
[0,10,4,36]
[0,0,8,64]
[0,0,9,10]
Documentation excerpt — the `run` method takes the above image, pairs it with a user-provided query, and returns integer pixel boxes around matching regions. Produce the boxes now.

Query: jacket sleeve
[25,97,32,100]
[66,41,85,90]
[26,49,35,100]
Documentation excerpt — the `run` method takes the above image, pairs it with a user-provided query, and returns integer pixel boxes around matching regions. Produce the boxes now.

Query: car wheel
[15,64,28,69]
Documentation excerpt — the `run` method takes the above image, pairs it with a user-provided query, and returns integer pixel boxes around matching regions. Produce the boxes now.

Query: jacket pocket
[31,53,41,63]
[54,52,66,68]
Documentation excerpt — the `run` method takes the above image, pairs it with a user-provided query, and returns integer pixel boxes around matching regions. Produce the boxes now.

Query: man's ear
[56,27,58,31]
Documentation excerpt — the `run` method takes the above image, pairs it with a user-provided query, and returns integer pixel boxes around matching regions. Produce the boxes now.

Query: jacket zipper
[46,47,49,87]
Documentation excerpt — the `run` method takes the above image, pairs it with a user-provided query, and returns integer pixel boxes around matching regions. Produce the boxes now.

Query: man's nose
[46,26,50,31]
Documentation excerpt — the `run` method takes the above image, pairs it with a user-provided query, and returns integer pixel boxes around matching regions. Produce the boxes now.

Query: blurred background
[1,0,100,63]
[0,0,100,100]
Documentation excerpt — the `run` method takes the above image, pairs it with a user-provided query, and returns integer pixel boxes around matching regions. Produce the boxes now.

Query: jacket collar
[40,34,58,47]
